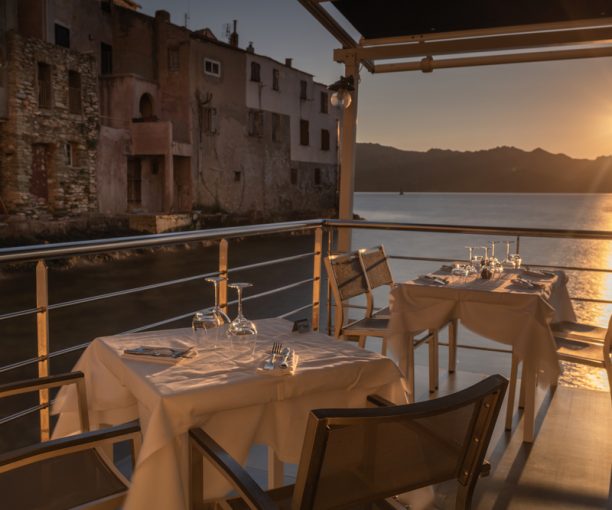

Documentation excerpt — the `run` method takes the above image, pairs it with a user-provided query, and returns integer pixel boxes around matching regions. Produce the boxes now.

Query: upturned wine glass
[204,276,231,327]
[227,283,258,354]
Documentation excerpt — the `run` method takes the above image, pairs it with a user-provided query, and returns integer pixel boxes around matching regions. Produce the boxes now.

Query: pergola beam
[373,44,612,73]
[298,0,374,72]
[359,16,612,46]
[334,25,612,63]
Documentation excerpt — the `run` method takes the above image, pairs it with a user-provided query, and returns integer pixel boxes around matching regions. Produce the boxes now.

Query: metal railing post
[35,260,50,441]
[326,227,334,335]
[219,239,228,314]
[516,235,521,254]
[311,227,323,332]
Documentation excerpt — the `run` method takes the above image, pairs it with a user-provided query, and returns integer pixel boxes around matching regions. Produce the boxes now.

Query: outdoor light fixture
[328,75,354,109]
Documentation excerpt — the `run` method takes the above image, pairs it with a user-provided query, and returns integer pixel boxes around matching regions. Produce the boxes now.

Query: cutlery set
[263,341,296,371]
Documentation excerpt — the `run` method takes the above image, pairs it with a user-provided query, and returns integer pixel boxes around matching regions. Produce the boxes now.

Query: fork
[264,342,282,370]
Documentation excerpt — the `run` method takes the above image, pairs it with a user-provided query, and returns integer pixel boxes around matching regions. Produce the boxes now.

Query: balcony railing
[0,218,611,442]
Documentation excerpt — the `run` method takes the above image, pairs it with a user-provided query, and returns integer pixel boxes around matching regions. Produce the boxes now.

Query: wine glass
[510,253,522,269]
[465,246,479,275]
[205,276,231,327]
[227,282,258,354]
[502,241,516,268]
[191,312,208,347]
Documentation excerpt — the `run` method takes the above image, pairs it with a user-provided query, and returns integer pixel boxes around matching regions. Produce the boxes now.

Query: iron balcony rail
[0,218,610,441]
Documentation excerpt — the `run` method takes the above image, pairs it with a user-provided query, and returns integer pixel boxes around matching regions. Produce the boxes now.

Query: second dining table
[387,267,576,443]
[52,317,407,510]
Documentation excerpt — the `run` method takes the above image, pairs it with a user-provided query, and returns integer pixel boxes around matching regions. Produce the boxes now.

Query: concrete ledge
[128,214,192,234]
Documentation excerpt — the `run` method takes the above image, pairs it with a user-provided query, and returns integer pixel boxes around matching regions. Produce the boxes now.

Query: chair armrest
[367,394,396,407]
[189,427,278,510]
[0,371,85,398]
[0,421,141,473]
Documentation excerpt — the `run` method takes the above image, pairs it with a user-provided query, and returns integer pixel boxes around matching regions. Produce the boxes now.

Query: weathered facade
[0,31,99,219]
[0,0,339,230]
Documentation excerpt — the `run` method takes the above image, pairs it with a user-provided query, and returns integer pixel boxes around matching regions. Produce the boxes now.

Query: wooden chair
[506,315,612,429]
[0,372,141,510]
[324,251,437,397]
[189,374,508,510]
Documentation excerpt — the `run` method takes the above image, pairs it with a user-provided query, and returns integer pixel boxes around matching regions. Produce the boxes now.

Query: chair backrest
[324,252,373,335]
[291,374,508,510]
[359,245,394,289]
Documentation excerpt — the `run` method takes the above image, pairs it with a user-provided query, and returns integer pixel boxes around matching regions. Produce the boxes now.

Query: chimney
[155,10,171,23]
[285,58,292,68]
[246,41,255,54]
[229,19,239,47]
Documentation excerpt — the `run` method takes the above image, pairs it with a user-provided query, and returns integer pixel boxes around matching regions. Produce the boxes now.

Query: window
[321,129,330,151]
[63,143,77,166]
[300,80,307,100]
[55,24,70,48]
[290,168,298,185]
[100,0,111,12]
[271,113,281,142]
[300,119,309,146]
[272,69,279,91]
[250,61,261,82]
[248,110,263,137]
[127,159,142,208]
[168,47,180,71]
[202,107,218,134]
[204,58,221,77]
[139,93,154,118]
[320,91,328,113]
[234,171,241,182]
[101,43,112,75]
[37,63,52,109]
[68,71,81,114]
[314,167,321,186]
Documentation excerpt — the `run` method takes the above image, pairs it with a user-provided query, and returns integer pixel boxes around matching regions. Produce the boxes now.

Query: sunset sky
[139,0,612,160]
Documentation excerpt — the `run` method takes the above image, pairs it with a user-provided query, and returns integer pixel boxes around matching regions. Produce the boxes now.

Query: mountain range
[355,143,612,192]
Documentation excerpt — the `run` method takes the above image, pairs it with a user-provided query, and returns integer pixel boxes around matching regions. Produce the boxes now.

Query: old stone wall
[0,32,99,219]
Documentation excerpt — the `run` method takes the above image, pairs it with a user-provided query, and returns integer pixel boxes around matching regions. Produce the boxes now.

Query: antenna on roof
[223,22,232,42]
[184,12,190,28]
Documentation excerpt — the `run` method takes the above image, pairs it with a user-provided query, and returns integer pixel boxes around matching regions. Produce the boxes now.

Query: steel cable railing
[1,219,611,440]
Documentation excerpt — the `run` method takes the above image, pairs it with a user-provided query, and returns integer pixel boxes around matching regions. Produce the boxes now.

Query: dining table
[387,267,576,443]
[52,317,408,510]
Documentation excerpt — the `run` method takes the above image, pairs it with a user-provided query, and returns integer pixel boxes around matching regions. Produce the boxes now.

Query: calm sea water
[354,192,612,327]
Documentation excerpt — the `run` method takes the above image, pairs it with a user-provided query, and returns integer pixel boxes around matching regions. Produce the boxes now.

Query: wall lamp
[328,75,354,109]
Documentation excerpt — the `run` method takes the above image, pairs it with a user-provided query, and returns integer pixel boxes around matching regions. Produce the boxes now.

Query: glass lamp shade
[330,89,352,109]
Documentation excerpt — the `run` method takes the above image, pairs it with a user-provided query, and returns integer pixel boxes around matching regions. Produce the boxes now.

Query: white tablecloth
[388,269,576,386]
[53,318,407,510]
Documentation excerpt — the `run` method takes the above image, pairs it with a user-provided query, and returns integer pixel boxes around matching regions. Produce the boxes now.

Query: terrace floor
[242,326,611,509]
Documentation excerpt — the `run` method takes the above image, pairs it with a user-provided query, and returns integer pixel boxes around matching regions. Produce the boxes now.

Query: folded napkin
[257,348,299,375]
[418,274,449,286]
[123,345,196,364]
[512,277,544,290]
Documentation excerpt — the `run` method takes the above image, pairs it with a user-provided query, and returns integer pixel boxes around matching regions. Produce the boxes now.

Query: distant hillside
[355,144,612,192]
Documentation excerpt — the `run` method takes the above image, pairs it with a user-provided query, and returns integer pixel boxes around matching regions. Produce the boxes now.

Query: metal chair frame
[0,372,141,510]
[189,374,508,510]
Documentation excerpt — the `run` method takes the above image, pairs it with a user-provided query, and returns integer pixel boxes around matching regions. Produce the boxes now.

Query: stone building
[0,0,100,220]
[0,0,339,231]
